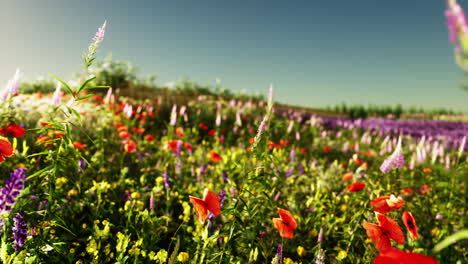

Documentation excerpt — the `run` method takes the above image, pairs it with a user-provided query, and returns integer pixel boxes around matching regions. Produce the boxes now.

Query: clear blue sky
[1,0,467,112]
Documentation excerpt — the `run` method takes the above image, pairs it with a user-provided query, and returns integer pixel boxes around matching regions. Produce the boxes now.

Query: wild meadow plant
[0,11,465,264]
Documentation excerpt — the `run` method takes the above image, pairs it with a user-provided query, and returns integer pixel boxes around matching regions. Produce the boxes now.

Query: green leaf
[76,76,96,95]
[167,237,180,264]
[27,165,54,180]
[51,74,74,96]
[433,229,468,252]
[66,106,82,124]
[75,94,94,101]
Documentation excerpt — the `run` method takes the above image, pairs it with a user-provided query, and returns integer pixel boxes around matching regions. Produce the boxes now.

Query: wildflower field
[0,8,468,264]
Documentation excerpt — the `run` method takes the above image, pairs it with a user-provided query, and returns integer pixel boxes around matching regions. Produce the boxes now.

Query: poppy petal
[273,218,294,239]
[278,208,298,230]
[0,138,14,157]
[203,189,221,217]
[402,211,419,239]
[189,196,208,224]
[376,213,405,245]
[363,222,391,251]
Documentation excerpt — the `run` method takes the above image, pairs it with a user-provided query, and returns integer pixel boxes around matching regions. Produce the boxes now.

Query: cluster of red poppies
[189,189,298,241]
[363,195,438,263]
[0,124,25,162]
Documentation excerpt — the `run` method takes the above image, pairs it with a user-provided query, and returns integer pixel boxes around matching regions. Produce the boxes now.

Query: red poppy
[210,151,222,163]
[131,127,145,134]
[208,129,216,136]
[166,139,183,152]
[365,150,374,157]
[119,131,132,139]
[279,139,290,147]
[36,136,53,147]
[123,139,137,153]
[249,138,255,144]
[300,148,307,155]
[422,168,432,173]
[323,146,331,153]
[418,184,430,194]
[0,137,14,162]
[370,195,404,214]
[401,188,414,195]
[40,121,53,128]
[175,127,185,137]
[374,247,438,264]
[189,188,221,224]
[272,208,298,239]
[0,124,25,138]
[363,213,405,251]
[346,181,366,192]
[50,130,65,139]
[402,211,419,239]
[198,122,208,130]
[73,141,87,149]
[144,134,155,141]
[361,162,369,170]
[184,143,192,151]
[353,154,363,165]
[115,123,126,130]
[268,141,281,150]
[342,172,354,181]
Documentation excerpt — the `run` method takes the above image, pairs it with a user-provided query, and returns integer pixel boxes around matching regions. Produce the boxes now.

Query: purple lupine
[52,81,62,106]
[222,170,229,183]
[13,212,27,250]
[215,103,221,127]
[315,248,325,264]
[276,244,283,264]
[92,20,106,44]
[199,164,206,175]
[446,1,468,44]
[169,105,177,126]
[274,192,281,201]
[458,136,466,158]
[78,159,87,173]
[163,170,170,189]
[380,137,404,174]
[85,21,107,67]
[317,227,324,243]
[103,88,114,104]
[0,168,28,214]
[290,149,296,163]
[297,163,304,175]
[1,69,21,101]
[285,167,293,178]
[175,140,183,174]
[149,193,155,213]
[7,69,21,96]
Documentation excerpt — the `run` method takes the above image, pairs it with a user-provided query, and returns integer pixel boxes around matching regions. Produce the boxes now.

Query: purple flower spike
[0,168,28,214]
[163,171,170,189]
[13,212,27,250]
[222,170,229,183]
[277,243,283,264]
[380,136,404,174]
[290,149,296,163]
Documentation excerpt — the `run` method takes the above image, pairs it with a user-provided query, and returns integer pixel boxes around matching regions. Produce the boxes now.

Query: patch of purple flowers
[13,211,27,250]
[0,168,27,214]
